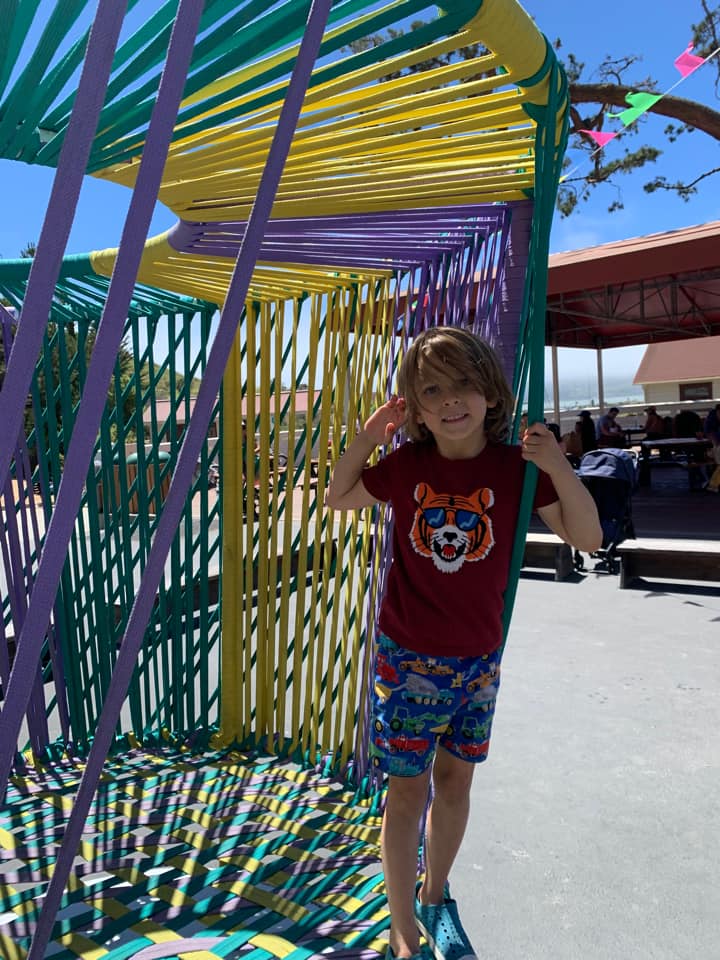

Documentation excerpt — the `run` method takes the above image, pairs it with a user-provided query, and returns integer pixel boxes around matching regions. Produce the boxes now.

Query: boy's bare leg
[418,747,475,905]
[383,768,432,957]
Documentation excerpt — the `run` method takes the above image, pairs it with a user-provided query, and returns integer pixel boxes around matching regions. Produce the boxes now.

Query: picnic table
[638,437,712,486]
[622,427,647,447]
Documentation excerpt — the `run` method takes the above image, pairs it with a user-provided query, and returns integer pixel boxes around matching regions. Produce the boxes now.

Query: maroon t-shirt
[362,440,558,657]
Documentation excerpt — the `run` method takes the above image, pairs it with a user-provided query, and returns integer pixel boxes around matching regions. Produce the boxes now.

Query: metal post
[551,341,560,425]
[596,345,605,411]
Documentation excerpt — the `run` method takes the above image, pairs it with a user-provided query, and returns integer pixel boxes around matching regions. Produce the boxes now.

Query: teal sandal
[414,888,477,960]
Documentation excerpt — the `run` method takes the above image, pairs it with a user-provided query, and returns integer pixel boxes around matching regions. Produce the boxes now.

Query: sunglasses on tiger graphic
[421,506,486,532]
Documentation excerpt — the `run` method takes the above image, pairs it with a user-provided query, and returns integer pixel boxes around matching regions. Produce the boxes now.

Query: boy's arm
[325,396,407,511]
[522,422,603,553]
[325,429,379,510]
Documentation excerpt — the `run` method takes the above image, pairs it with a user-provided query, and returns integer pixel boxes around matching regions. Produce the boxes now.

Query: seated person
[561,420,584,466]
[642,406,665,440]
[704,403,720,447]
[578,410,596,453]
[704,404,720,489]
[672,409,709,489]
[596,407,626,447]
[546,421,562,443]
[673,409,703,439]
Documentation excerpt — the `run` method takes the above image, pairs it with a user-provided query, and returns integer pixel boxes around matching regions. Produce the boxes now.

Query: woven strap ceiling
[0,0,567,303]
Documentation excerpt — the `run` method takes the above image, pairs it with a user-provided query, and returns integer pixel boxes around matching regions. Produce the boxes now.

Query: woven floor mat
[0,747,388,959]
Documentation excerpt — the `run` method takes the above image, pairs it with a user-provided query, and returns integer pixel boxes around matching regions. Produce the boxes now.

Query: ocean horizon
[543,376,644,410]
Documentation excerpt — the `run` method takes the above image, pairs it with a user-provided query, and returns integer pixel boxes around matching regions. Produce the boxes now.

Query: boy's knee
[432,753,474,801]
[386,771,431,816]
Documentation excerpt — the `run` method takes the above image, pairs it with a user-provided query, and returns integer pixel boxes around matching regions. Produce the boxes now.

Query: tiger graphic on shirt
[409,482,495,573]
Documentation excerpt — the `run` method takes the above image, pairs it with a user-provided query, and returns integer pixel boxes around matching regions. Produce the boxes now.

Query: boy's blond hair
[397,327,515,444]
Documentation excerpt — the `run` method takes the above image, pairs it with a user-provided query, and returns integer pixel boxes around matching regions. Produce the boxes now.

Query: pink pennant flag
[579,129,618,148]
[674,42,705,78]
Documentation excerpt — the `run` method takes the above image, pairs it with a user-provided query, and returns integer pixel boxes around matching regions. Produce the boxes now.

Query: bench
[522,532,574,581]
[616,538,720,588]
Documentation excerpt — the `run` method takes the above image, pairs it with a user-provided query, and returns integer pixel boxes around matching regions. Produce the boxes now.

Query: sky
[524,0,720,381]
[1,0,718,385]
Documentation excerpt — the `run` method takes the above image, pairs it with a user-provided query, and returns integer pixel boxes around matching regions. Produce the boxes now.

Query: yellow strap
[179,0,412,111]
[219,331,246,742]
[466,0,547,98]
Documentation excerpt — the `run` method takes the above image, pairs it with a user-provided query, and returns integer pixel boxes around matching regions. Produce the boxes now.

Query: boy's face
[414,369,494,454]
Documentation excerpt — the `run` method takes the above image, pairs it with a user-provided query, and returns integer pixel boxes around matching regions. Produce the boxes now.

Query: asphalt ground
[451,569,720,960]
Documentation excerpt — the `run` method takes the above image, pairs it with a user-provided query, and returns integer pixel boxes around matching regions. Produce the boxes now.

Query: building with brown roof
[633,336,720,405]
[141,390,317,442]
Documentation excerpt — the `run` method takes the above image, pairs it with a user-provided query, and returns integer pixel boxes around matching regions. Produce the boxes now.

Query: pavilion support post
[551,342,560,426]
[596,344,605,411]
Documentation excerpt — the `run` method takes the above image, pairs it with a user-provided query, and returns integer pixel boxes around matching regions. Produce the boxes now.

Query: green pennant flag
[607,91,662,127]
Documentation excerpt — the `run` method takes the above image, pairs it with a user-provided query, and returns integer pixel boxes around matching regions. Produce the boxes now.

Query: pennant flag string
[561,42,720,184]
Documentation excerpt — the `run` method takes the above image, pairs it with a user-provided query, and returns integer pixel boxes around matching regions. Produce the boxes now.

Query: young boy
[326,328,601,960]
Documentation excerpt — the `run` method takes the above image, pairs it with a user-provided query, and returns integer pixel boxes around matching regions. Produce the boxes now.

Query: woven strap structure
[0,1,569,955]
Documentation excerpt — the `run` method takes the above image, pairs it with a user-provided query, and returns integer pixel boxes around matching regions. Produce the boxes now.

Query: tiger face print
[409,482,495,573]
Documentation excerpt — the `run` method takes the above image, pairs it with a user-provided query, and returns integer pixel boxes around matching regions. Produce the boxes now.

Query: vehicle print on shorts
[403,674,454,706]
[374,733,431,756]
[465,663,499,694]
[456,739,490,760]
[398,656,455,677]
[469,693,496,711]
[376,651,400,684]
[370,753,420,775]
[379,707,450,735]
[445,715,492,742]
[376,672,455,706]
[466,667,500,708]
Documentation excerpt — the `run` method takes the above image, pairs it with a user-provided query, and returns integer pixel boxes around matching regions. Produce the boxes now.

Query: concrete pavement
[452,569,720,960]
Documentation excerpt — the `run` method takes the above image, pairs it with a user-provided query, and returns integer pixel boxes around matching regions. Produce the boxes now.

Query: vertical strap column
[22,2,334,955]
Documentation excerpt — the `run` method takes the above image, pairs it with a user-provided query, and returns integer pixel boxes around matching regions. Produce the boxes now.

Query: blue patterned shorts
[369,632,502,777]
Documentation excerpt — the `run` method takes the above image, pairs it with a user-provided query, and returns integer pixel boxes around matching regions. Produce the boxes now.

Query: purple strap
[22,1,332,955]
[167,207,510,272]
[0,309,70,750]
[0,1,126,496]
[128,941,227,960]
[0,0,206,802]
[496,199,533,381]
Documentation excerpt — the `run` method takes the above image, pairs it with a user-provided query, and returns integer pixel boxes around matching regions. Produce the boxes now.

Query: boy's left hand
[521,422,568,475]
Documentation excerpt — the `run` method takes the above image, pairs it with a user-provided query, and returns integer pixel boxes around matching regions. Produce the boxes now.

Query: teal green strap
[0,0,39,101]
[85,1,470,172]
[0,253,93,283]
[502,57,568,647]
[0,0,86,150]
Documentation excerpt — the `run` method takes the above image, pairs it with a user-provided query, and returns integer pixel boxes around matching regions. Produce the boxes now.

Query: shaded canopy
[546,221,720,349]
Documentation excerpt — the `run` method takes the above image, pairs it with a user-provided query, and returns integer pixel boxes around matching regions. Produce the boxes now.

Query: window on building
[679,382,712,401]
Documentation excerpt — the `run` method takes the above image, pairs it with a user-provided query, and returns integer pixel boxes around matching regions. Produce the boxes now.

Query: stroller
[573,448,637,574]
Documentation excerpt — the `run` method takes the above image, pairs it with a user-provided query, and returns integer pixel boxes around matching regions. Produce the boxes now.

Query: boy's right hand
[363,396,407,446]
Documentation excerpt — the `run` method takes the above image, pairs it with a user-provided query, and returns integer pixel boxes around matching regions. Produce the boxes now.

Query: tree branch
[646,165,720,194]
[569,83,720,140]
